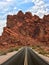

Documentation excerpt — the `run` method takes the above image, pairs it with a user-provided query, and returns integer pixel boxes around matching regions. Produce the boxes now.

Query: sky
[0,0,49,35]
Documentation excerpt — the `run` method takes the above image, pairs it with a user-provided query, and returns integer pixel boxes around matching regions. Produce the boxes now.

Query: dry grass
[32,45,49,57]
[0,46,21,56]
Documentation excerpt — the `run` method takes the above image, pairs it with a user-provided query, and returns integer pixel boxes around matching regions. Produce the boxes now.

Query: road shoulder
[32,49,49,63]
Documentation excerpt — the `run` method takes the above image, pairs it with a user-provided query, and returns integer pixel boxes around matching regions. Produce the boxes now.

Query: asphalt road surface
[1,47,49,65]
[1,48,25,65]
[27,47,49,65]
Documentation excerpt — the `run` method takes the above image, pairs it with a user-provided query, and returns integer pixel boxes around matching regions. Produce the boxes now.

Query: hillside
[0,11,49,47]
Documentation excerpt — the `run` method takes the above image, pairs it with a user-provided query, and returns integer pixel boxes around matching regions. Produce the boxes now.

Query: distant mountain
[0,11,49,46]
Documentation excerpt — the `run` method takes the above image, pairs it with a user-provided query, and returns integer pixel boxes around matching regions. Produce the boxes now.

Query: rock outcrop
[0,11,49,46]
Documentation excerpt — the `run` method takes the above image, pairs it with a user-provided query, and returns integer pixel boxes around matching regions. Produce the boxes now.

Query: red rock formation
[0,11,49,46]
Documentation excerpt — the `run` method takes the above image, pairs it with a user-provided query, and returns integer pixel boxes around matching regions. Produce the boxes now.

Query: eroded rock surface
[0,11,49,46]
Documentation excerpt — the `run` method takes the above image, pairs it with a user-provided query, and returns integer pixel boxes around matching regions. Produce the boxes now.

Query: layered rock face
[0,11,49,46]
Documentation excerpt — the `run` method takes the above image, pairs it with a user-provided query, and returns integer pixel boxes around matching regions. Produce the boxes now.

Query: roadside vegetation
[0,46,21,56]
[32,45,49,57]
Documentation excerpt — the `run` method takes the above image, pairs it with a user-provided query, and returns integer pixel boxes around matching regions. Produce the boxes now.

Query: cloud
[0,0,49,35]
[27,0,49,18]
[0,0,32,21]
[0,20,6,36]
[6,0,12,2]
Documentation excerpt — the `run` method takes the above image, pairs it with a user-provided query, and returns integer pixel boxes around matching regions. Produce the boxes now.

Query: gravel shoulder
[0,47,23,64]
[32,49,49,63]
[0,51,18,64]
[0,47,49,64]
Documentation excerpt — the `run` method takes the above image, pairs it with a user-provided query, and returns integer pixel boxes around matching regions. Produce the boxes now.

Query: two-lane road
[1,47,49,65]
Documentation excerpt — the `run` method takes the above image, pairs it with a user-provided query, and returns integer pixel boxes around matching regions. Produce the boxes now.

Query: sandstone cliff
[0,11,49,46]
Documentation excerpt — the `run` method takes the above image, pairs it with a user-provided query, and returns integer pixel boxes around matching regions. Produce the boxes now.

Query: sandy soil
[0,51,18,64]
[0,47,49,64]
[0,47,23,64]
